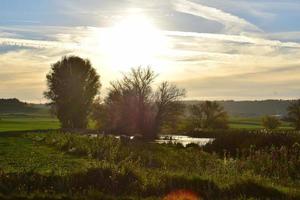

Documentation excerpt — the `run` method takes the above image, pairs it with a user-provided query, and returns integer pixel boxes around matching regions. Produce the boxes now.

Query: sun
[99,14,168,71]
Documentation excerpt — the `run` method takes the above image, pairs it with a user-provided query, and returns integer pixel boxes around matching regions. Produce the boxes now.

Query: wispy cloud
[164,30,300,48]
[173,0,261,34]
[0,37,72,49]
[176,65,300,100]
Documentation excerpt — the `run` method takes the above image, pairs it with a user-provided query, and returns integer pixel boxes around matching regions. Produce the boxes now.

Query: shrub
[262,115,281,130]
[190,101,229,130]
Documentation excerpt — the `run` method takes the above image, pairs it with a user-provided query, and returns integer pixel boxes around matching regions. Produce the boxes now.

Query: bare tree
[92,67,185,139]
[149,82,186,139]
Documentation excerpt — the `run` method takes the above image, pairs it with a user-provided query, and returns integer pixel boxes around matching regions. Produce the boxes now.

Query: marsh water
[156,135,214,147]
[88,134,214,147]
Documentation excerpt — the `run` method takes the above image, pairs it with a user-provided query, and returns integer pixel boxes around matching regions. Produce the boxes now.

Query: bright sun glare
[100,14,168,70]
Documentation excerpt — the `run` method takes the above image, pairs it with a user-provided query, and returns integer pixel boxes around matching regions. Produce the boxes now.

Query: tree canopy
[190,101,229,130]
[262,115,281,130]
[44,56,100,129]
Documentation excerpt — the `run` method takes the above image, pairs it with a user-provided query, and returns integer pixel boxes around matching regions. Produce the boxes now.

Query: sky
[1,0,300,102]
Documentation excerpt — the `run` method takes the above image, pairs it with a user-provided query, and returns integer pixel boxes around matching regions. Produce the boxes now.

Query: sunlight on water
[156,135,214,147]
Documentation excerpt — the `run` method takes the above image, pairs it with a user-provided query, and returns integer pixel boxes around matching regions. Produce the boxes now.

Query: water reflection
[87,134,214,147]
[156,135,214,147]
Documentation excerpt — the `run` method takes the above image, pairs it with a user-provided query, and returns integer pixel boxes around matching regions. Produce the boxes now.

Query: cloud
[176,65,300,100]
[267,32,300,43]
[173,0,261,34]
[164,30,300,48]
[1,23,300,101]
[0,50,51,102]
[161,29,300,79]
[0,36,76,102]
[0,37,68,49]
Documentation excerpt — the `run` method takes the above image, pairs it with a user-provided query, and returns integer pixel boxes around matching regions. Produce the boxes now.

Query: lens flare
[163,189,201,200]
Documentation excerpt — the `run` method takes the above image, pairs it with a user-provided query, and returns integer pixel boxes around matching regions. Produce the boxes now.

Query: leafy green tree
[191,101,229,130]
[262,115,281,130]
[287,100,300,130]
[44,56,100,129]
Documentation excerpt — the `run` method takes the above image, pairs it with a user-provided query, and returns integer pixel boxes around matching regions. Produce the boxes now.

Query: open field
[0,114,60,132]
[0,114,293,133]
[0,131,299,199]
[229,117,292,130]
[0,106,297,199]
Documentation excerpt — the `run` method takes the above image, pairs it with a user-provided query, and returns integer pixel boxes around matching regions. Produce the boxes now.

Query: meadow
[228,117,292,130]
[0,114,59,132]
[0,110,298,199]
[0,130,299,199]
[0,114,293,133]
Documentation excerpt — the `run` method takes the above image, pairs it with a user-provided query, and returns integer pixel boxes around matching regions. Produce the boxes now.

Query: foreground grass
[0,133,97,174]
[0,131,297,199]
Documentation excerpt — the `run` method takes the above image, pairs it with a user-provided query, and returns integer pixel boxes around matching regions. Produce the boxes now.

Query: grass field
[0,113,293,133]
[0,111,298,199]
[0,114,60,132]
[0,132,95,174]
[229,117,292,130]
[0,131,298,199]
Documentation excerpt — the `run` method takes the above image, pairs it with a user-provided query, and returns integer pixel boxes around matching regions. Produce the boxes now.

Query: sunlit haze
[1,0,300,102]
[100,13,169,69]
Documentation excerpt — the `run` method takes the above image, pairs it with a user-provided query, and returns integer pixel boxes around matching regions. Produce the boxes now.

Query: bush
[189,129,300,155]
[262,115,281,130]
[189,101,229,130]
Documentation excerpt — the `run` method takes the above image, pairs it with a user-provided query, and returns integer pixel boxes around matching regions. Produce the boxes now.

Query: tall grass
[14,131,299,199]
[189,129,300,154]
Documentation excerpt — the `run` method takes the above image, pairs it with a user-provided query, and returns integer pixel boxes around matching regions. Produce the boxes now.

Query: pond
[156,135,214,147]
[87,134,214,147]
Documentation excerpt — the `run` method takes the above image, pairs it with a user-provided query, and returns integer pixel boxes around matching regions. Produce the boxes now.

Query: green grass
[0,131,299,199]
[0,113,293,133]
[229,117,292,130]
[0,133,96,174]
[0,115,60,132]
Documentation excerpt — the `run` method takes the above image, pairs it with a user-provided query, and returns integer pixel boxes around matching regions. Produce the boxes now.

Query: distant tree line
[185,100,294,117]
[44,56,300,139]
[0,98,37,113]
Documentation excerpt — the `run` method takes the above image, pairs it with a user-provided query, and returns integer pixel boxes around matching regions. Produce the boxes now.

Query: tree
[151,82,186,138]
[262,115,281,130]
[92,67,185,139]
[100,67,156,136]
[190,101,229,130]
[287,100,300,130]
[90,97,107,130]
[44,56,100,129]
